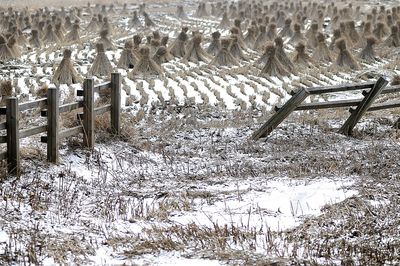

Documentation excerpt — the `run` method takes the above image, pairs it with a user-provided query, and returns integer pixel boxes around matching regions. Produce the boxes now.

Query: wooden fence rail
[252,77,398,140]
[0,72,122,175]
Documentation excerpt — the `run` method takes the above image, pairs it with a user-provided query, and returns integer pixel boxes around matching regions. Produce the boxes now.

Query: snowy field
[1,0,400,265]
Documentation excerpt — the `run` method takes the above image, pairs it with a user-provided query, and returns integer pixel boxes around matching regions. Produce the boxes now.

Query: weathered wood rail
[0,73,122,175]
[252,77,400,140]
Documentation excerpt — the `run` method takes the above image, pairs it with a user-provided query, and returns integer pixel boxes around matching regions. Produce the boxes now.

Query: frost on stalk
[335,38,359,70]
[52,49,82,85]
[210,38,239,66]
[259,43,289,77]
[118,40,138,69]
[312,33,332,63]
[207,31,221,56]
[129,46,163,78]
[183,34,210,64]
[359,36,377,61]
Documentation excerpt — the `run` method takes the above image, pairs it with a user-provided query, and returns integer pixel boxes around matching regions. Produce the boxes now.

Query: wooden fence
[0,72,122,175]
[252,77,400,140]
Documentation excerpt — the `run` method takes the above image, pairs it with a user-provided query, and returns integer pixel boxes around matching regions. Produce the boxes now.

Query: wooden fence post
[47,86,59,163]
[110,72,121,135]
[83,78,95,149]
[6,97,20,175]
[252,88,310,140]
[340,77,388,136]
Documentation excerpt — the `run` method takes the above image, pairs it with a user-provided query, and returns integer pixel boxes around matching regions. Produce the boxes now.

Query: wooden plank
[368,101,400,112]
[0,122,6,130]
[296,99,362,110]
[110,73,121,135]
[289,81,375,95]
[59,125,83,139]
[95,81,111,92]
[380,85,400,95]
[47,87,59,163]
[41,101,83,116]
[6,97,20,175]
[83,78,95,149]
[19,98,47,111]
[95,104,111,115]
[340,77,388,136]
[0,151,6,160]
[20,125,47,139]
[307,81,375,95]
[252,88,310,140]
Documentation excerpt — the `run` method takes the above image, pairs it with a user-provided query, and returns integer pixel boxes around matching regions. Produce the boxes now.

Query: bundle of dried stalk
[89,43,113,77]
[182,34,210,63]
[207,31,221,56]
[152,46,171,65]
[98,29,115,50]
[130,11,142,27]
[289,23,306,45]
[0,35,14,61]
[7,36,21,58]
[229,34,247,61]
[210,38,239,66]
[292,42,311,67]
[52,49,82,85]
[219,12,230,28]
[384,25,400,47]
[65,23,81,44]
[129,46,163,77]
[169,30,188,58]
[280,18,293,38]
[254,25,268,50]
[359,36,377,61]
[275,37,294,73]
[335,38,359,69]
[144,12,155,27]
[312,33,332,63]
[259,43,290,77]
[118,40,138,69]
[29,29,42,49]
